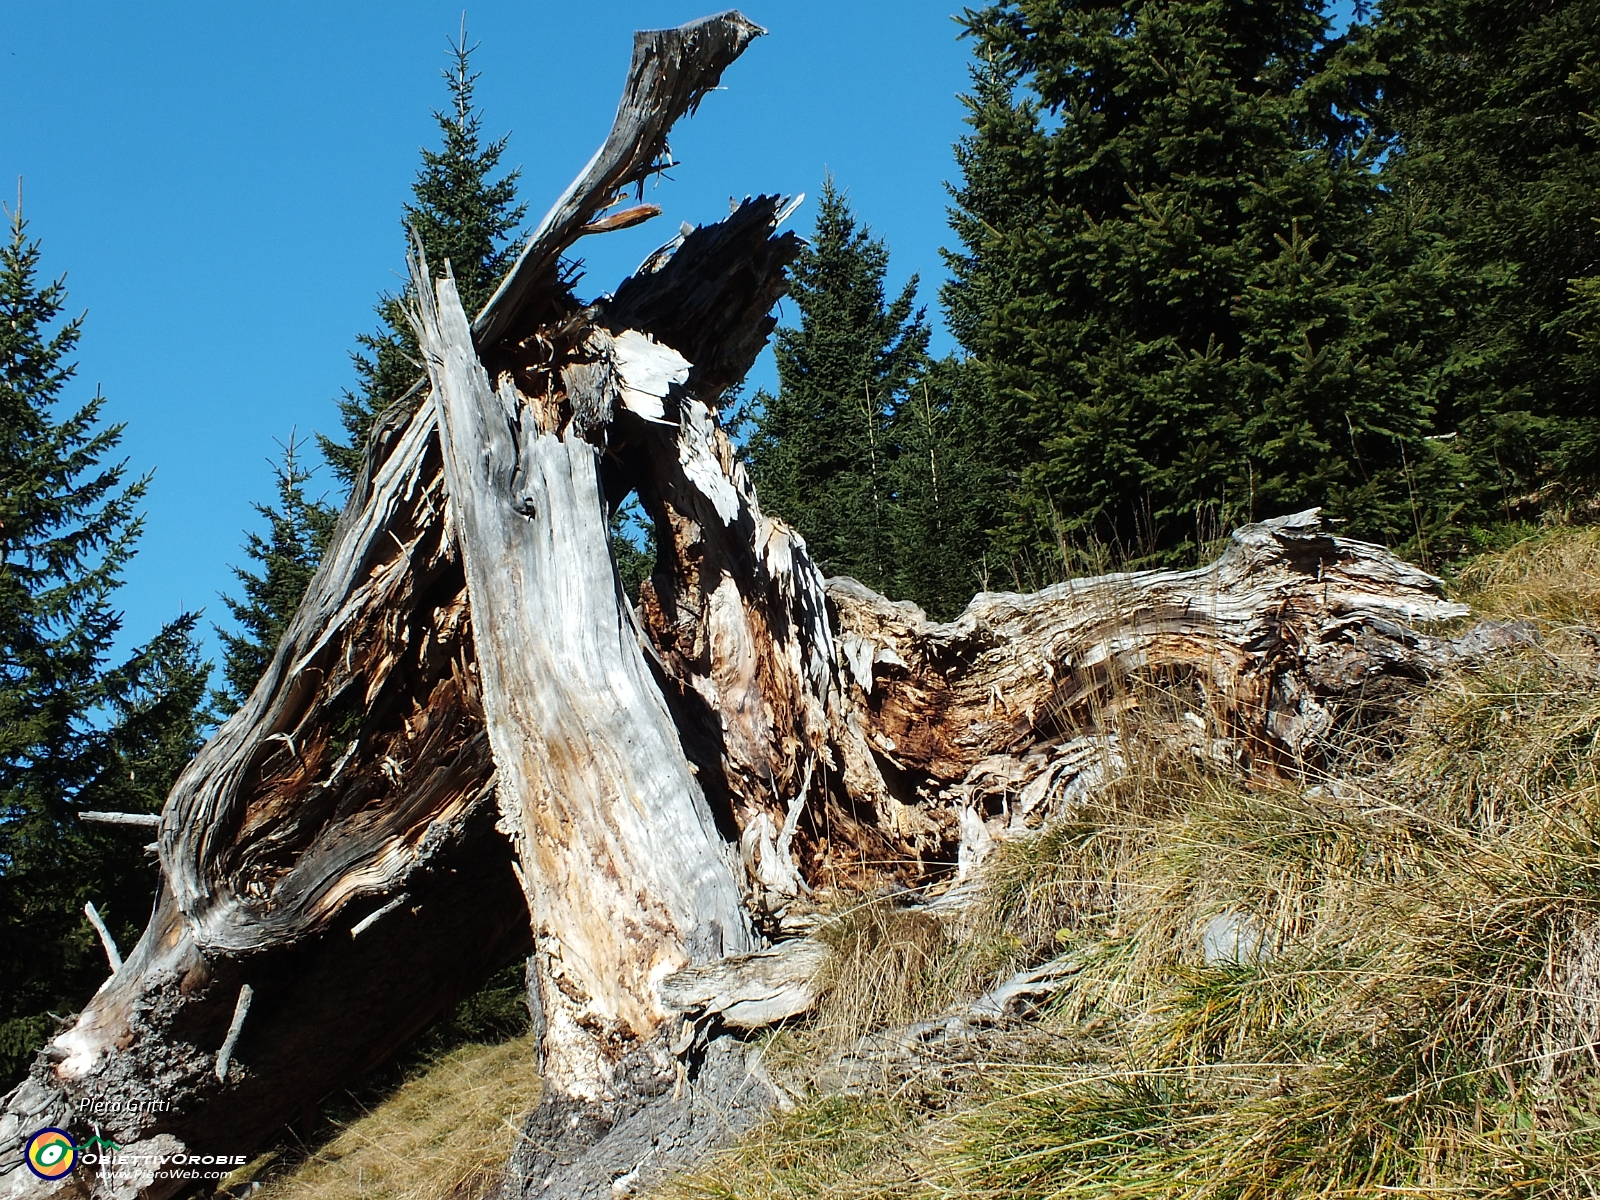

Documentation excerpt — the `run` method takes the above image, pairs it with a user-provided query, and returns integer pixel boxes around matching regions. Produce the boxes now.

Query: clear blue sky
[1,1,1357,671]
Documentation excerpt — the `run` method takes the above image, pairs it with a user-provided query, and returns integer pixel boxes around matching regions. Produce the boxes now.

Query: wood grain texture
[412,250,751,1097]
[0,21,775,1193]
[0,13,1508,1194]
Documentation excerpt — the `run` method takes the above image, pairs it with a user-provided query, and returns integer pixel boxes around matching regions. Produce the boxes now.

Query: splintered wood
[0,11,1497,1198]
[413,254,753,1099]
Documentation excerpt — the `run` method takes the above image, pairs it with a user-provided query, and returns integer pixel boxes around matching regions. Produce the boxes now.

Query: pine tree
[0,199,209,1086]
[746,180,930,592]
[882,358,1008,618]
[1566,203,1600,478]
[1374,0,1600,512]
[320,28,527,483]
[946,0,1456,568]
[213,435,336,715]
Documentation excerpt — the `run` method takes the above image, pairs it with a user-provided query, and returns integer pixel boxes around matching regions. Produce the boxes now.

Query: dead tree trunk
[0,12,1493,1200]
[412,252,752,1100]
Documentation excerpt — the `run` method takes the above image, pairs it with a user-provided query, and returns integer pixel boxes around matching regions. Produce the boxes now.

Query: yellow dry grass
[253,1036,542,1200]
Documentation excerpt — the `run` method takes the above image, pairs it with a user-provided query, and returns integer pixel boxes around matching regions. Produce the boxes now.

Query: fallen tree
[0,11,1496,1200]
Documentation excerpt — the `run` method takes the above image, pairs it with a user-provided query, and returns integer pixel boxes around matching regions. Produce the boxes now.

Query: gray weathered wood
[79,811,162,829]
[659,938,830,1029]
[473,11,764,348]
[0,12,1506,1196]
[214,985,253,1082]
[0,19,773,1196]
[348,892,408,940]
[413,252,752,1098]
[82,902,122,973]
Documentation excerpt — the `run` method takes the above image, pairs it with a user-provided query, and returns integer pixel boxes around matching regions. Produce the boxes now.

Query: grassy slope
[249,1036,542,1200]
[661,527,1600,1199]
[250,529,1600,1200]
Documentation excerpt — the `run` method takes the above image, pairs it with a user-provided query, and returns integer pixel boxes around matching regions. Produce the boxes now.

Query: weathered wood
[659,937,830,1029]
[348,891,407,939]
[78,811,162,829]
[412,249,752,1098]
[0,12,1503,1198]
[82,902,121,974]
[3,802,530,1200]
[0,397,528,1197]
[499,1036,781,1200]
[827,508,1471,780]
[817,506,1477,877]
[579,203,662,235]
[213,985,252,1082]
[0,20,776,1197]
[646,511,1480,1034]
[474,12,765,348]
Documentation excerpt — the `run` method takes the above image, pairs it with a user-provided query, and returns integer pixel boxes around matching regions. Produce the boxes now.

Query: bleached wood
[348,893,407,940]
[83,902,122,974]
[412,254,751,1096]
[0,12,1505,1194]
[214,985,253,1082]
[473,11,764,347]
[79,811,161,829]
[825,507,1472,787]
[659,938,829,1029]
[0,19,773,1191]
[613,330,690,424]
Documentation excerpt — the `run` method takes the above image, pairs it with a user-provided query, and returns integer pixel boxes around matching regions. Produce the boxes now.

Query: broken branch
[82,901,122,973]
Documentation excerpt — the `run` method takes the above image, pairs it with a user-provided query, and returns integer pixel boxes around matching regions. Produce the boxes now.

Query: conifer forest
[3,3,1600,1198]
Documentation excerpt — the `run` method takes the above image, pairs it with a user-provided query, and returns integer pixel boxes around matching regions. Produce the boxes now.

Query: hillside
[243,527,1600,1200]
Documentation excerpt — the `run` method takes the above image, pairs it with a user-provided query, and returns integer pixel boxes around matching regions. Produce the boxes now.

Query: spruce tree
[213,435,336,715]
[320,29,527,483]
[946,0,1455,568]
[0,200,209,1086]
[746,180,930,592]
[884,358,1008,618]
[1375,0,1600,511]
[1567,206,1600,476]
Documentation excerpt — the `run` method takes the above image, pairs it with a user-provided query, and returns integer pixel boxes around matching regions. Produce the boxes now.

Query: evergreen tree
[1567,210,1600,471]
[213,435,336,715]
[320,28,527,483]
[884,358,1009,617]
[946,0,1456,568]
[0,200,209,1086]
[609,498,657,606]
[747,180,930,592]
[1374,0,1600,511]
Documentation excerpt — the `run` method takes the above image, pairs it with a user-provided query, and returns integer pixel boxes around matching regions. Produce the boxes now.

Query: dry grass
[658,525,1600,1199]
[658,1096,929,1200]
[252,1036,542,1200]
